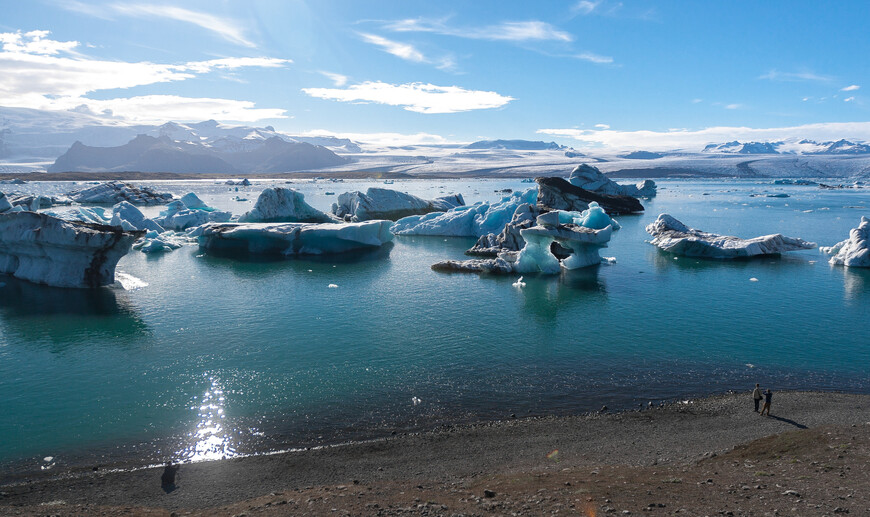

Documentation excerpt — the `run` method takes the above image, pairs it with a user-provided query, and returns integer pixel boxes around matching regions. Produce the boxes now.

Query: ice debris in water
[512,276,526,288]
[328,284,339,288]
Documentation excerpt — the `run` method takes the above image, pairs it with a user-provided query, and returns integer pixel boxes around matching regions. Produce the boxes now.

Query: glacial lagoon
[1,178,869,477]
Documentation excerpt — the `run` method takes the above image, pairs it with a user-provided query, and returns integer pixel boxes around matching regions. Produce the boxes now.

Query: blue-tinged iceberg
[197,220,394,256]
[67,181,175,205]
[155,193,232,231]
[646,214,816,258]
[0,211,142,287]
[392,188,537,237]
[432,205,615,274]
[821,217,870,267]
[332,188,464,222]
[239,187,334,223]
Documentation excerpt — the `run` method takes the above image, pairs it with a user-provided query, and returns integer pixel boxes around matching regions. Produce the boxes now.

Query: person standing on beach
[760,389,772,416]
[752,383,763,412]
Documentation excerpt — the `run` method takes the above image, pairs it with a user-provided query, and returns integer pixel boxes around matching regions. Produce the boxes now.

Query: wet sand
[2,391,869,515]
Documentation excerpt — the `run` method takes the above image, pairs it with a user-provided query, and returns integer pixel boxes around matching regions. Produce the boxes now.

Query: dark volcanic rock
[535,176,644,215]
[467,203,540,256]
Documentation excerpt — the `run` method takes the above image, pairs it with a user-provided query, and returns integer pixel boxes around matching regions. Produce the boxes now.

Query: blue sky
[1,0,868,149]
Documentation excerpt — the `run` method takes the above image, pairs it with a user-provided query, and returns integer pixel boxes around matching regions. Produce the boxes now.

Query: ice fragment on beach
[411,396,421,405]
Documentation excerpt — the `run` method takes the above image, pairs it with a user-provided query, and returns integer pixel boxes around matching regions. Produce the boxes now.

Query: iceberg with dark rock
[239,187,333,223]
[467,203,539,256]
[821,217,870,267]
[0,211,142,287]
[645,214,816,258]
[392,188,538,237]
[197,220,394,256]
[536,177,644,215]
[332,188,464,222]
[569,164,657,198]
[67,181,175,205]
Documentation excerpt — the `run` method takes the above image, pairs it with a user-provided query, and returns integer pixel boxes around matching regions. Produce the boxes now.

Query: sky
[1,0,869,150]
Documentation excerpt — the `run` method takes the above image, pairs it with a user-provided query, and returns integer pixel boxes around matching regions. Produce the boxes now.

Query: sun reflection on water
[180,377,236,462]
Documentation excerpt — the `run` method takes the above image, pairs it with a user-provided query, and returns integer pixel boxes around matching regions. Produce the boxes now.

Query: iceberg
[432,208,614,274]
[0,211,142,287]
[646,214,817,258]
[0,192,11,213]
[111,201,165,233]
[536,177,644,215]
[239,187,333,223]
[392,188,537,237]
[67,181,175,205]
[821,217,870,267]
[156,194,232,231]
[569,164,657,198]
[197,220,394,256]
[332,188,464,222]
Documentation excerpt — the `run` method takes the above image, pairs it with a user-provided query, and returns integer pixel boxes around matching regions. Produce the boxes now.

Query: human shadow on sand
[767,415,808,429]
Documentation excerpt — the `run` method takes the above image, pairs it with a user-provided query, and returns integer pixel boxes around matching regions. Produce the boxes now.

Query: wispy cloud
[61,2,256,48]
[302,81,513,114]
[725,103,743,110]
[845,96,855,102]
[319,71,348,87]
[387,18,573,43]
[758,69,833,83]
[537,122,870,152]
[0,30,288,122]
[574,52,613,64]
[298,129,450,146]
[573,1,602,15]
[358,33,425,62]
[841,84,860,91]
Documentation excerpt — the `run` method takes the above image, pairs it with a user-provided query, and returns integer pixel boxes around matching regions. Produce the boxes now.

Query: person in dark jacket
[760,389,772,416]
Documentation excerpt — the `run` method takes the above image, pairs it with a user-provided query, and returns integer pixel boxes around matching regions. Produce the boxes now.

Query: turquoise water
[1,178,869,478]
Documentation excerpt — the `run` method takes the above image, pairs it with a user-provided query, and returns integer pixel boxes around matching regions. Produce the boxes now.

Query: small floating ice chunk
[328,283,338,288]
[746,364,755,368]
[602,256,617,264]
[411,396,422,405]
[512,276,526,288]
[749,277,758,282]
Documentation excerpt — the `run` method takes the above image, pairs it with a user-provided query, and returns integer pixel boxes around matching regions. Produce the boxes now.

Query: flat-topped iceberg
[821,217,870,267]
[2,192,72,210]
[569,164,657,198]
[197,220,394,256]
[0,211,142,287]
[332,188,464,222]
[392,188,537,237]
[239,187,333,223]
[646,214,817,258]
[68,181,175,205]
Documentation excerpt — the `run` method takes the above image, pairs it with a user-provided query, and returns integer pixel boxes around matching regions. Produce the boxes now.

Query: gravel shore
[2,391,869,515]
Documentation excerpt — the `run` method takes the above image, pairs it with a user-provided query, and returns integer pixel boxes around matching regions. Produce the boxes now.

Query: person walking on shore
[752,383,763,412]
[760,388,772,416]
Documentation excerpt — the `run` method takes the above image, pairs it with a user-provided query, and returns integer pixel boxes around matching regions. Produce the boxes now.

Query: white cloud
[594,123,610,129]
[537,122,870,152]
[387,18,573,43]
[319,71,348,86]
[44,95,287,123]
[759,69,833,82]
[298,129,450,146]
[725,103,742,110]
[108,3,255,48]
[842,85,860,91]
[691,98,703,104]
[845,96,855,102]
[0,30,289,123]
[358,33,425,62]
[574,52,613,64]
[573,1,601,14]
[302,81,513,114]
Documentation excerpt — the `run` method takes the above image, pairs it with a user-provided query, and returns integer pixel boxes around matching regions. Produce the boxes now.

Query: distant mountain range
[703,139,870,155]
[463,139,566,150]
[48,134,348,174]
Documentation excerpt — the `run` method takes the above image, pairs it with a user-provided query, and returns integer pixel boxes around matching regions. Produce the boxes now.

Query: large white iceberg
[111,201,165,233]
[821,217,870,267]
[569,164,657,198]
[646,214,817,258]
[332,188,464,221]
[0,211,142,287]
[197,220,394,256]
[67,181,175,205]
[156,193,232,231]
[239,187,333,223]
[392,188,537,237]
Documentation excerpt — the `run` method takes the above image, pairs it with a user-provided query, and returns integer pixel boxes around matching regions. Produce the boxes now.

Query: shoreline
[3,390,869,514]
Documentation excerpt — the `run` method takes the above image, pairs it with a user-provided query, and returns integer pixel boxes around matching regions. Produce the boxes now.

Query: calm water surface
[1,178,869,477]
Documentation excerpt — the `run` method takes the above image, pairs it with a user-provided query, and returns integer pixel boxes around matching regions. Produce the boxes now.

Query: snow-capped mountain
[463,139,566,151]
[702,139,870,155]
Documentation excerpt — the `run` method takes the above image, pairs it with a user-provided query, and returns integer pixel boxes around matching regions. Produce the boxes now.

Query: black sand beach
[2,391,869,515]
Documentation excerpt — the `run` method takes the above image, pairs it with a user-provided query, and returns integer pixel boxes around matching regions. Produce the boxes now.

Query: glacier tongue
[0,211,142,288]
[821,216,870,267]
[645,214,817,258]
